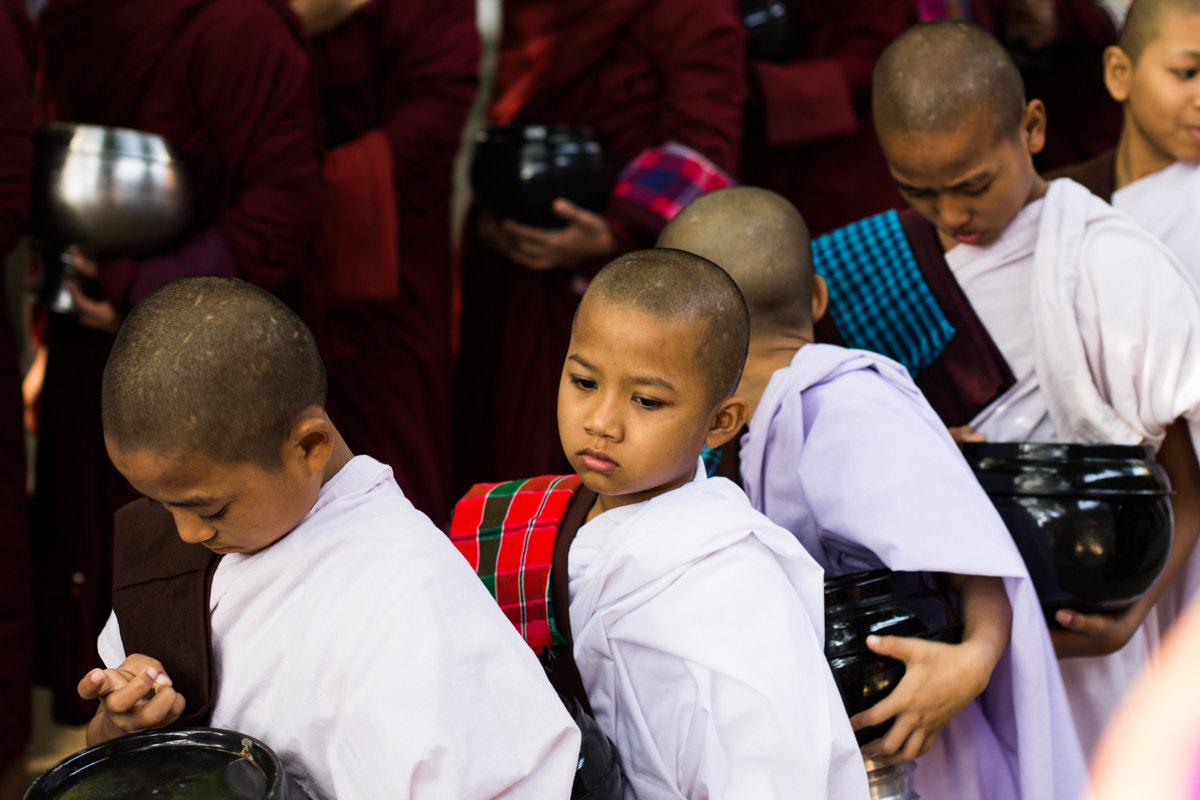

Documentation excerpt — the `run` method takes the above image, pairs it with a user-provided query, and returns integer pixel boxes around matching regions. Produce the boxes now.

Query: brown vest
[110,498,219,727]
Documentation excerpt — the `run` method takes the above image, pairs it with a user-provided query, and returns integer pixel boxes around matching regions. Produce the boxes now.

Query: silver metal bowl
[30,123,192,256]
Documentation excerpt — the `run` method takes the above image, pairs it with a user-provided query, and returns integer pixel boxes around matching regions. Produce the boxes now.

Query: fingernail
[146,667,158,682]
[866,635,881,646]
[1056,609,1073,626]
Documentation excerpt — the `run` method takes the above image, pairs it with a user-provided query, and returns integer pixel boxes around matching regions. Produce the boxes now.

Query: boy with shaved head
[659,187,1085,800]
[813,19,1200,756]
[451,249,869,799]
[85,277,580,799]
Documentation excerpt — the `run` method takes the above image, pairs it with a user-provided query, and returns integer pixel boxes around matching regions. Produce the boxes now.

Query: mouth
[953,231,983,245]
[204,543,236,555]
[578,448,619,474]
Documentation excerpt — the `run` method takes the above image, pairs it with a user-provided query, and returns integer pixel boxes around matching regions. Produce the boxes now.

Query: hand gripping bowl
[825,569,962,800]
[24,728,291,800]
[960,442,1173,618]
[469,124,613,230]
[28,123,193,313]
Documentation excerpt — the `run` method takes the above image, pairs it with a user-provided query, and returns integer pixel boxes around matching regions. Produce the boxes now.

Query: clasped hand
[77,654,185,746]
[851,634,992,764]
[477,198,615,272]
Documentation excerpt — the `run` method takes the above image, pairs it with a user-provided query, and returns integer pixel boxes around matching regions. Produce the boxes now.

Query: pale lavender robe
[740,343,1087,800]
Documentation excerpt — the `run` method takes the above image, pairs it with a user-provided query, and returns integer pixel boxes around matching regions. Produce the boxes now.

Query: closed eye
[1172,68,1198,80]
[199,508,227,524]
[633,395,664,410]
[961,181,993,197]
[569,375,597,391]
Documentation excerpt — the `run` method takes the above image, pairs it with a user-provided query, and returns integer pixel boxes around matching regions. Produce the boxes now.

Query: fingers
[66,283,122,334]
[551,198,601,229]
[78,668,117,700]
[864,633,929,664]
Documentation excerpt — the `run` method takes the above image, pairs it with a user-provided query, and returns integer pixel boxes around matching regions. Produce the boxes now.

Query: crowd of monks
[0,0,1159,796]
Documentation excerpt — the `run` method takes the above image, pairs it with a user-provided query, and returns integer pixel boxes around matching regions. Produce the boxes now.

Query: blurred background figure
[300,0,480,524]
[0,2,33,797]
[454,0,746,491]
[31,0,323,724]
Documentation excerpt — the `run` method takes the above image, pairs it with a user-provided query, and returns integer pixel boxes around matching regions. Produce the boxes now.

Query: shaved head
[874,21,1027,143]
[658,187,813,336]
[583,248,749,405]
[103,277,327,467]
[1121,0,1200,63]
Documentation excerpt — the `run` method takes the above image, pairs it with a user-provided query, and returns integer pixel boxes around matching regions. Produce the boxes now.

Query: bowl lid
[35,123,184,165]
[960,441,1171,497]
[24,728,281,800]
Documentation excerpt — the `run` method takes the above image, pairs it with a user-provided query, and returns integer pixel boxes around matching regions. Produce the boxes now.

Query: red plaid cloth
[450,474,583,654]
[610,142,736,224]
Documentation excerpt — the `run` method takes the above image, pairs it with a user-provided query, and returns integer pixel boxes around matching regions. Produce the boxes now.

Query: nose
[171,510,216,545]
[583,392,622,441]
[938,195,972,231]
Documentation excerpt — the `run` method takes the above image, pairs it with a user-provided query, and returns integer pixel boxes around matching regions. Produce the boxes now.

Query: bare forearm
[949,573,1012,682]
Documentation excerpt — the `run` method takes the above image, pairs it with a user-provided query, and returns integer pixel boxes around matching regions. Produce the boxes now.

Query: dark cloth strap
[815,209,1016,426]
[1048,150,1116,202]
[545,485,598,717]
[111,498,219,727]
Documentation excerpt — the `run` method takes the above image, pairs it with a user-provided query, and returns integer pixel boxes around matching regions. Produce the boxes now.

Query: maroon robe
[311,0,479,524]
[454,0,746,493]
[740,0,913,236]
[33,0,323,722]
[0,0,33,763]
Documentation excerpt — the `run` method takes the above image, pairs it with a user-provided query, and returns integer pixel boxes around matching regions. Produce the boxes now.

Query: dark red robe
[454,0,746,493]
[34,0,323,722]
[0,0,33,763]
[310,0,479,524]
[739,0,913,236]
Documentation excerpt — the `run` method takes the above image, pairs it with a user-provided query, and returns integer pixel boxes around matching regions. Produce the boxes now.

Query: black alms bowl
[740,0,796,63]
[961,442,1173,618]
[24,728,289,800]
[824,569,962,746]
[469,125,613,230]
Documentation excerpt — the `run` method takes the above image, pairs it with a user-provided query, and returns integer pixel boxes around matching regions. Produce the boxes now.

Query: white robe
[567,463,869,800]
[945,177,1200,756]
[100,456,580,800]
[1112,160,1200,629]
[739,343,1087,800]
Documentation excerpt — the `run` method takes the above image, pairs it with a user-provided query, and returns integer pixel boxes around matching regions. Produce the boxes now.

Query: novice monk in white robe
[81,278,580,800]
[559,249,869,799]
[870,21,1200,757]
[1057,0,1200,631]
[658,186,1085,800]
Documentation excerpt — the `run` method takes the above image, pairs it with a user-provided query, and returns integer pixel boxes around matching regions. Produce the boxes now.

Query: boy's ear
[811,274,829,325]
[1103,45,1132,103]
[1022,99,1048,156]
[285,411,335,475]
[705,396,748,449]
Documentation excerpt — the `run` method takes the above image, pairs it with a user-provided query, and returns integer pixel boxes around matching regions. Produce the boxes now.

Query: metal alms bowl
[30,123,193,257]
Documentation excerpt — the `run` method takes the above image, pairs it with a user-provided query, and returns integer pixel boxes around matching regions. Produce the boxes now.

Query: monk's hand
[503,199,616,272]
[289,0,369,36]
[948,425,986,444]
[65,254,122,334]
[476,207,518,256]
[852,635,993,765]
[1051,600,1147,658]
[78,654,185,746]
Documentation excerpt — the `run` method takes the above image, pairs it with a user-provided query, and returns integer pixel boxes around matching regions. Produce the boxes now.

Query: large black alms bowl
[961,442,1173,618]
[740,0,796,63]
[824,569,962,746]
[470,125,613,230]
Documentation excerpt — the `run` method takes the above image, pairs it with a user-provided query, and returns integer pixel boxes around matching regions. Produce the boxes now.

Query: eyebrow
[566,354,677,392]
[894,170,993,194]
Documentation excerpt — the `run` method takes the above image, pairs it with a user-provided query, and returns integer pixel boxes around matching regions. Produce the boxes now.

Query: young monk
[815,20,1200,756]
[82,277,580,799]
[453,249,869,798]
[656,186,1086,800]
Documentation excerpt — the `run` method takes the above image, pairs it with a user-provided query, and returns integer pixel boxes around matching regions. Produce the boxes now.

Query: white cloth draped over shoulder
[944,177,1200,756]
[1112,161,1200,628]
[567,463,869,800]
[99,456,580,800]
[739,343,1087,800]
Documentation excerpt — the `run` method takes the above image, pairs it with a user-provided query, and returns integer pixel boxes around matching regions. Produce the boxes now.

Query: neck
[738,330,812,421]
[1114,117,1175,190]
[321,433,355,484]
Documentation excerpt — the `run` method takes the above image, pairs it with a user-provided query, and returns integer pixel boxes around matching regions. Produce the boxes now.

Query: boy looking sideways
[81,277,580,799]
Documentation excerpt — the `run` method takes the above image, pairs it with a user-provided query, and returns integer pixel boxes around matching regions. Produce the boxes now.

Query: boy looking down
[817,20,1200,755]
[82,277,580,799]
[658,187,1085,800]
[453,249,869,798]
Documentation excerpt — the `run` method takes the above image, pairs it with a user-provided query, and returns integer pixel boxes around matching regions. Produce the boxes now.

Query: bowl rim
[34,122,186,165]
